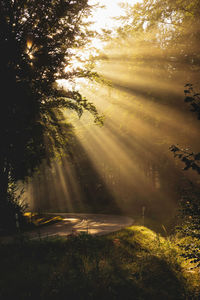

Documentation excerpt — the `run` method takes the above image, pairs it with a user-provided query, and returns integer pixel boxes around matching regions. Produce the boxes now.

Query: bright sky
[88,0,142,31]
[61,0,143,90]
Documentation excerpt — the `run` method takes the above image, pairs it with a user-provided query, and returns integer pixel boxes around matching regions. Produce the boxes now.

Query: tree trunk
[0,158,9,204]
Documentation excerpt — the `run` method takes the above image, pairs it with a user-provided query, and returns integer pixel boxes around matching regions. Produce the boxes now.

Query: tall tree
[0,0,101,228]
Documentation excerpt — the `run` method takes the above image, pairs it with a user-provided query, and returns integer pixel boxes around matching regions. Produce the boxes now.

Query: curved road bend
[28,213,134,240]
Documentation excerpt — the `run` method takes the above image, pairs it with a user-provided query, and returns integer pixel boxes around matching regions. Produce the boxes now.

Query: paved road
[28,213,134,239]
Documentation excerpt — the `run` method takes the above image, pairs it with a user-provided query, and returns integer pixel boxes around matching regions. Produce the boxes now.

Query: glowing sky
[88,0,142,31]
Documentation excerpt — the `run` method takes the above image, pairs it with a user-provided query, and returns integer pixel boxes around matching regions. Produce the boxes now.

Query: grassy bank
[0,225,199,299]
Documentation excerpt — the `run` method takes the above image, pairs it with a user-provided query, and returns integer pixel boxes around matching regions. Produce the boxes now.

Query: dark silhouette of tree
[170,84,200,174]
[0,0,102,231]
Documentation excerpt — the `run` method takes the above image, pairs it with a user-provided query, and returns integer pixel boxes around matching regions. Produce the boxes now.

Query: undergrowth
[0,226,199,299]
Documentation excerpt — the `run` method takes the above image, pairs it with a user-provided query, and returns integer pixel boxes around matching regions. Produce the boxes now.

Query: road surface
[28,213,134,239]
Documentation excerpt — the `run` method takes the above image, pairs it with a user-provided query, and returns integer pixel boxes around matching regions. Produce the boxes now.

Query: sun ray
[22,0,200,227]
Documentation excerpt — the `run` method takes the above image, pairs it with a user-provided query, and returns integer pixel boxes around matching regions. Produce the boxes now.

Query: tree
[116,1,200,175]
[115,0,200,86]
[0,0,102,231]
[169,85,200,267]
[170,84,200,174]
[112,0,200,266]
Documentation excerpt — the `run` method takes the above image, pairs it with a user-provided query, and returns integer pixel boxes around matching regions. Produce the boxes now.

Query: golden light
[27,39,33,50]
[26,39,35,60]
[23,0,200,227]
[61,0,143,81]
[88,0,143,31]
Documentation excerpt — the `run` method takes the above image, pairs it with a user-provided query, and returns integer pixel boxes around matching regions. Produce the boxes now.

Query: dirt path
[28,213,134,239]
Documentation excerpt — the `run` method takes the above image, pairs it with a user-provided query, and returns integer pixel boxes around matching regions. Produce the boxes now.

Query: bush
[176,183,200,268]
[0,182,27,234]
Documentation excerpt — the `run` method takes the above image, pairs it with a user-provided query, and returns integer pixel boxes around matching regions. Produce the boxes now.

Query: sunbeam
[22,0,200,231]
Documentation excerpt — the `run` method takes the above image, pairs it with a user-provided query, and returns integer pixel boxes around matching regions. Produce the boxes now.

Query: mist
[22,1,200,233]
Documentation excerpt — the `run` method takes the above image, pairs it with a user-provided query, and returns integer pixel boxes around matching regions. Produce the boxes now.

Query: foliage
[116,0,200,86]
[0,182,27,234]
[183,84,200,119]
[0,226,198,299]
[170,144,200,175]
[175,183,200,268]
[170,84,200,267]
[0,0,103,227]
[117,0,200,273]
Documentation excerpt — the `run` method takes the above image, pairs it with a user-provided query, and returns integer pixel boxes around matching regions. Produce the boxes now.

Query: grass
[0,225,199,299]
[24,212,64,227]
